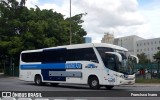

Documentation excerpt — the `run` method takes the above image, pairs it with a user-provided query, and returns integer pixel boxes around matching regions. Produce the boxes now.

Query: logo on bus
[85,64,97,68]
[65,63,82,69]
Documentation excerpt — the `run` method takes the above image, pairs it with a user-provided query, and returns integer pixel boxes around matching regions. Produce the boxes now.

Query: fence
[0,62,19,77]
[4,65,19,77]
[134,63,160,79]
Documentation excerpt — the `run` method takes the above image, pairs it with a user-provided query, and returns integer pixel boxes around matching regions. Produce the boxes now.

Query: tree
[137,53,151,64]
[66,13,87,44]
[20,0,26,6]
[0,0,87,69]
[154,51,160,62]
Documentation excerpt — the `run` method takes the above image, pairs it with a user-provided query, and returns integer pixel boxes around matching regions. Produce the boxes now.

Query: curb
[120,83,160,87]
[0,73,4,75]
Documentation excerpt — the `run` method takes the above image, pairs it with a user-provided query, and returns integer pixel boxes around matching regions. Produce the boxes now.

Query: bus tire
[105,85,114,90]
[88,77,100,89]
[35,75,43,85]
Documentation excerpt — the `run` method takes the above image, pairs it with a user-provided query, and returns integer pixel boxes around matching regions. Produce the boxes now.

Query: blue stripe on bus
[20,63,65,69]
[20,63,82,69]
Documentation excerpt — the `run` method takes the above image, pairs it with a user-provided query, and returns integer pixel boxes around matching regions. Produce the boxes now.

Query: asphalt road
[0,76,160,91]
[0,76,160,100]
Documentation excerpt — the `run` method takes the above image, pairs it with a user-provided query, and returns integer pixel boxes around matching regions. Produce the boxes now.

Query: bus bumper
[119,74,135,85]
[120,78,135,85]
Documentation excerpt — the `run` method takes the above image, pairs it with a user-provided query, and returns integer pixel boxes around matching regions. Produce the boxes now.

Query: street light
[121,39,122,47]
[69,0,72,44]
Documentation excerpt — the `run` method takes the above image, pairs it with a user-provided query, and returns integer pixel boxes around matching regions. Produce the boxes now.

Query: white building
[101,34,160,62]
[114,35,144,55]
[136,38,160,62]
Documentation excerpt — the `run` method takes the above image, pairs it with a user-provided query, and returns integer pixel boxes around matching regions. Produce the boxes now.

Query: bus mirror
[128,55,139,63]
[105,52,122,62]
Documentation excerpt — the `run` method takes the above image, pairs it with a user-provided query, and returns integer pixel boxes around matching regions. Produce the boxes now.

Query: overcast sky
[20,0,160,43]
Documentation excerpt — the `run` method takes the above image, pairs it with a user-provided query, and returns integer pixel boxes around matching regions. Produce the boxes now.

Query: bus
[19,43,139,89]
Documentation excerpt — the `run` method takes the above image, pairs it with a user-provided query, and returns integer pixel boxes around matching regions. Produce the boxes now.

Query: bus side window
[67,48,99,63]
[42,49,67,63]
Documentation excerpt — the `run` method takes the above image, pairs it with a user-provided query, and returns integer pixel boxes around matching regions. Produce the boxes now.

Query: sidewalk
[0,73,16,78]
[0,72,7,78]
[0,72,4,75]
[135,83,160,86]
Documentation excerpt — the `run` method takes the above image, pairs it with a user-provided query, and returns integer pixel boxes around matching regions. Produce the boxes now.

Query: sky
[20,0,160,43]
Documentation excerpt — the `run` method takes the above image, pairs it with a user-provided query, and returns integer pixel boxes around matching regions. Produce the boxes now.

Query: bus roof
[93,43,128,51]
[21,43,128,53]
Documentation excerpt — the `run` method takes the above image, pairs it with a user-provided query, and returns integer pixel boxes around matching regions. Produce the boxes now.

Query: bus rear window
[21,52,43,62]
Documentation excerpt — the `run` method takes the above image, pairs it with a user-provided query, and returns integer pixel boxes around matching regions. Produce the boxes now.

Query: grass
[136,78,160,83]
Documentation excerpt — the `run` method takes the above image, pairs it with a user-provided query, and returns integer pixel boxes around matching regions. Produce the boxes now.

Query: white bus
[19,43,138,89]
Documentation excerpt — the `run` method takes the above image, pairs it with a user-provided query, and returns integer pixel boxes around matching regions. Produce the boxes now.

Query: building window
[155,41,156,44]
[137,49,139,52]
[148,42,149,45]
[144,43,145,45]
[137,44,139,46]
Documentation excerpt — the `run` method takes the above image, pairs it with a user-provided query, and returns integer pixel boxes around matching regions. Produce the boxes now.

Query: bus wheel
[35,75,43,85]
[89,77,100,89]
[105,85,114,90]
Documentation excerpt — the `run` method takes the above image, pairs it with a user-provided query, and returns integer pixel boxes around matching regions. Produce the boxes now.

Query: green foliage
[154,51,160,62]
[137,53,151,64]
[0,0,87,67]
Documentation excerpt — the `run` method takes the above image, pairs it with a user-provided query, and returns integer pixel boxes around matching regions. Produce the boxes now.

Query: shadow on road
[23,82,131,91]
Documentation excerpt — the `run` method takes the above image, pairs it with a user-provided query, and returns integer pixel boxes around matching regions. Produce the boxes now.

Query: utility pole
[121,39,122,47]
[69,0,72,44]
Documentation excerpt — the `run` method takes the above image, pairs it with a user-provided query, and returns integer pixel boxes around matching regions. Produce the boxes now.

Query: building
[84,37,92,43]
[136,38,160,62]
[101,33,114,44]
[101,34,160,62]
[114,35,144,55]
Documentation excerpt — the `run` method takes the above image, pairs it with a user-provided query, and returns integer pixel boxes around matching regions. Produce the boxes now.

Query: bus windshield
[114,50,135,75]
[96,47,135,75]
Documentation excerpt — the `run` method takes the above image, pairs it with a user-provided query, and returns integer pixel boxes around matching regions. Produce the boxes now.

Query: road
[0,76,160,91]
[0,76,160,100]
